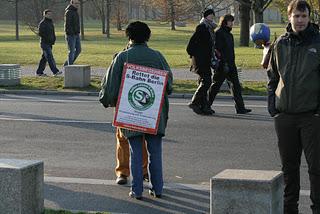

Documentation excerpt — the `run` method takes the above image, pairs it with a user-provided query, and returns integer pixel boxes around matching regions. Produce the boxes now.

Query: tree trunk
[239,4,250,47]
[168,0,175,30]
[128,0,131,21]
[15,0,19,40]
[106,0,110,38]
[116,0,122,31]
[252,0,264,23]
[253,10,263,23]
[101,0,106,34]
[80,0,85,40]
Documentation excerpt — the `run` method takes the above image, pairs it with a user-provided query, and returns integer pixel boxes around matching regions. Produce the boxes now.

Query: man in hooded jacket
[267,1,320,213]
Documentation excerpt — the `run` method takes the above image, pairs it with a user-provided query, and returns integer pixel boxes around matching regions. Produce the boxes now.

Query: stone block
[0,64,21,86]
[64,65,91,88]
[211,169,283,214]
[0,159,44,214]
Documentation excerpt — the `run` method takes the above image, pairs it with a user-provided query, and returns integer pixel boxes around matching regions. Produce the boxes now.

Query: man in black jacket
[36,9,61,76]
[64,0,81,66]
[186,7,216,115]
[208,14,251,114]
[268,1,320,213]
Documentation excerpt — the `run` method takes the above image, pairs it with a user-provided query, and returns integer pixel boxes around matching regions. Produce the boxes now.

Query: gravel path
[21,65,268,81]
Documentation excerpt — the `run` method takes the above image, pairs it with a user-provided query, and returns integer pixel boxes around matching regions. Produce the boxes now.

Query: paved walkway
[21,65,268,82]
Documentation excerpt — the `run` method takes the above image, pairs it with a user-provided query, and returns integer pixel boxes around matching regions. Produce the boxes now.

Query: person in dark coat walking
[63,0,81,66]
[186,6,217,115]
[208,14,251,114]
[36,9,61,76]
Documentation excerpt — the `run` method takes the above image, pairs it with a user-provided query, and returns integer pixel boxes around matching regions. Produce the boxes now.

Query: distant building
[264,6,282,23]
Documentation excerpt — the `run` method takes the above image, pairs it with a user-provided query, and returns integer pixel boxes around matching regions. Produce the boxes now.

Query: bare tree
[6,0,23,40]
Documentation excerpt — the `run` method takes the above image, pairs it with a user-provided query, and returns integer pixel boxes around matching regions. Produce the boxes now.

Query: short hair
[287,0,311,16]
[125,21,151,43]
[43,9,52,16]
[219,14,234,27]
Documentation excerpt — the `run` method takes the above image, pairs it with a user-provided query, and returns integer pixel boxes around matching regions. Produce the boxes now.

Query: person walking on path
[115,128,149,185]
[208,14,251,114]
[186,6,217,115]
[267,1,320,213]
[64,0,81,66]
[36,9,61,77]
[99,21,173,199]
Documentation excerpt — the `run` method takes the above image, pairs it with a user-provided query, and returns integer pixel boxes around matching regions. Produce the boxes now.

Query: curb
[0,89,267,101]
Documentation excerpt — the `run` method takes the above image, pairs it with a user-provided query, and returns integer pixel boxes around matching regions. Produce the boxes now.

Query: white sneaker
[53,71,62,77]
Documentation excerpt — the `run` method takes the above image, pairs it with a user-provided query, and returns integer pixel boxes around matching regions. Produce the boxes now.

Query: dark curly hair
[125,21,151,43]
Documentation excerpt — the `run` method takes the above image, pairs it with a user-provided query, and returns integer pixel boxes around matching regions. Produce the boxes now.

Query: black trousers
[274,113,320,214]
[208,69,245,110]
[191,65,212,108]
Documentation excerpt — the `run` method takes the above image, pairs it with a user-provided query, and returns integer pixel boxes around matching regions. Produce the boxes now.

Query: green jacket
[267,23,320,116]
[99,43,173,138]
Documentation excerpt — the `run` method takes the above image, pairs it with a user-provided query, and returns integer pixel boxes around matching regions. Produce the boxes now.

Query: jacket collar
[286,22,319,41]
[128,42,148,48]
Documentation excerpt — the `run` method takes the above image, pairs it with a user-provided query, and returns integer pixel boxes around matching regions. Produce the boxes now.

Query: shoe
[148,189,161,198]
[129,191,142,200]
[36,73,48,77]
[53,71,62,76]
[236,108,252,114]
[188,103,203,115]
[115,175,127,185]
[143,174,149,182]
[202,106,215,115]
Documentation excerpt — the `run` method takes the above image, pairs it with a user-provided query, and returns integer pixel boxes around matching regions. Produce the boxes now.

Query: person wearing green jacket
[267,1,320,213]
[99,21,173,200]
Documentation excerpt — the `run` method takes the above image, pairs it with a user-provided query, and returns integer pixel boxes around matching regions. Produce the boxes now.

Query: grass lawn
[0,20,286,69]
[0,77,267,96]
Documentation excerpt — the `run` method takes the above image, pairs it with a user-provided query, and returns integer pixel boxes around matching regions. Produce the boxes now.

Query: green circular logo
[128,83,155,111]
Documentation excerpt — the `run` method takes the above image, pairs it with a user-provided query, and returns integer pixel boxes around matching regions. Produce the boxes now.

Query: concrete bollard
[0,159,44,214]
[64,65,91,88]
[0,64,21,86]
[211,169,283,214]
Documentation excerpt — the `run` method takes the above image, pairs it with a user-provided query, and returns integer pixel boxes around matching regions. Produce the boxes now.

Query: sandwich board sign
[113,63,168,135]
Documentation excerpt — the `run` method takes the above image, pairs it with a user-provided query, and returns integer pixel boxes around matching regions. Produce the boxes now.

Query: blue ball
[250,23,270,44]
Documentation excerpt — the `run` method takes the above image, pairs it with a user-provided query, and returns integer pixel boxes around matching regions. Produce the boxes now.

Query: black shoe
[129,191,142,200]
[116,175,127,185]
[236,108,252,114]
[148,189,162,198]
[202,106,215,115]
[188,103,203,115]
[143,174,149,182]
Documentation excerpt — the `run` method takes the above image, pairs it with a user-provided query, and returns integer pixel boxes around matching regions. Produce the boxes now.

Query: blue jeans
[128,134,163,197]
[64,34,81,66]
[36,43,59,74]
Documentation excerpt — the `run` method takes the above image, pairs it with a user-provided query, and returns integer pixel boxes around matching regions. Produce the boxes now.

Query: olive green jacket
[267,23,320,116]
[99,43,173,138]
